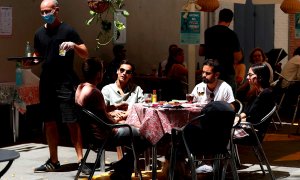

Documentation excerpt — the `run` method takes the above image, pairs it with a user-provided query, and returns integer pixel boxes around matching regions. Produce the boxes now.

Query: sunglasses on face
[119,68,133,75]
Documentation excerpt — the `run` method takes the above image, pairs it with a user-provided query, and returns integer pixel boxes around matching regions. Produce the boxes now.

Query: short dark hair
[293,47,300,56]
[82,58,103,81]
[251,63,270,88]
[203,59,221,73]
[119,60,136,74]
[219,8,233,23]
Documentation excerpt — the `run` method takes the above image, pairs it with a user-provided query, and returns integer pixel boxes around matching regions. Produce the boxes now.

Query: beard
[202,78,210,84]
[202,77,216,84]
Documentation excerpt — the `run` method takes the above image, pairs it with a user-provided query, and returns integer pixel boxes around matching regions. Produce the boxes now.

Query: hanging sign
[180,11,200,44]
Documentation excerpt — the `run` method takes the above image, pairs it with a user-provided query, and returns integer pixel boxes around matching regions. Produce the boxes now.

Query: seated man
[191,59,235,108]
[102,60,144,122]
[75,58,149,179]
[187,59,235,173]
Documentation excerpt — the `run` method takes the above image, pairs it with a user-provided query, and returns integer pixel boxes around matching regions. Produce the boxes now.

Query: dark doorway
[234,0,275,68]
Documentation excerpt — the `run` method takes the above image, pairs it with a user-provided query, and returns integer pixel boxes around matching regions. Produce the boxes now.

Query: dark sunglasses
[119,68,133,75]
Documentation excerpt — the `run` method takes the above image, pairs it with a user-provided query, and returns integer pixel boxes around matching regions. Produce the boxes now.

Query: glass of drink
[186,94,194,103]
[59,44,66,56]
[144,93,152,104]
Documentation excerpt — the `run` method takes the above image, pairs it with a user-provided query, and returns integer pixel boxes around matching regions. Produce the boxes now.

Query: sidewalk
[1,123,300,179]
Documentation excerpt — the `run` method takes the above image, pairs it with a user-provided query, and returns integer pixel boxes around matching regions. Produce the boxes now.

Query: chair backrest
[233,99,243,114]
[76,105,113,146]
[253,105,276,140]
[183,101,236,154]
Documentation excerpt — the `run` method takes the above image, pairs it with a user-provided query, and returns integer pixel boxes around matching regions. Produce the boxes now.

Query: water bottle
[24,41,32,57]
[16,62,23,86]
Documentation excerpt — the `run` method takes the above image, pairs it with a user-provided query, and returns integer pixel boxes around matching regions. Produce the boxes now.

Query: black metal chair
[233,105,276,180]
[273,71,300,131]
[168,101,239,180]
[74,107,142,180]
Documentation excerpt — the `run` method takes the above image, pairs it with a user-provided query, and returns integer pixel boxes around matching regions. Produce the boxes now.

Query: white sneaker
[195,164,213,173]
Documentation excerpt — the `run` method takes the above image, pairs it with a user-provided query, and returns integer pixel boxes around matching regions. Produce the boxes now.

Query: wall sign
[0,7,12,36]
[180,11,200,44]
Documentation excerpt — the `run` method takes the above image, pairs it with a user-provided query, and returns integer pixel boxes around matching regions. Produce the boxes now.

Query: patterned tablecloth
[0,82,39,113]
[125,103,202,145]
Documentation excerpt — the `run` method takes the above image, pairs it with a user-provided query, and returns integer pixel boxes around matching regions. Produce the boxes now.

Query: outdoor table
[0,149,20,178]
[125,102,202,179]
[126,103,202,145]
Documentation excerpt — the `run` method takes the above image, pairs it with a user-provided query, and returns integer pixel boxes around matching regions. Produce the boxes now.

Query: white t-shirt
[191,80,235,106]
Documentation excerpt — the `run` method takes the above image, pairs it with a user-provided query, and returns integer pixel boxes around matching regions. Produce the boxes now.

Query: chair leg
[275,108,283,127]
[289,95,300,136]
[254,144,276,180]
[271,117,278,131]
[88,147,105,180]
[233,144,241,168]
[74,147,91,180]
[252,146,266,175]
[229,153,239,180]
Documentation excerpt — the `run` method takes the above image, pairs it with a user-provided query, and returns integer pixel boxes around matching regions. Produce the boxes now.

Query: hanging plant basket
[87,0,110,13]
[86,0,129,49]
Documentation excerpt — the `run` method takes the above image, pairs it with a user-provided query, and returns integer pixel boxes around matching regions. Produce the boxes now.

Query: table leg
[11,104,20,143]
[10,105,16,143]
[152,145,157,180]
[0,160,13,178]
[15,107,19,141]
[144,148,151,171]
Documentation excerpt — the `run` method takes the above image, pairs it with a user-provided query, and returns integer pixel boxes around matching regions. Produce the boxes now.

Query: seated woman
[166,47,202,99]
[75,58,149,179]
[237,48,274,102]
[235,63,275,138]
[101,60,144,122]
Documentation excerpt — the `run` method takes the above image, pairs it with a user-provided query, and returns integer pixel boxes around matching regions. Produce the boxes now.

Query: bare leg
[45,121,59,163]
[67,122,83,162]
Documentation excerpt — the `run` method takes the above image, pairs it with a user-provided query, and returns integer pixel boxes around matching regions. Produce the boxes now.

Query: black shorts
[40,80,77,123]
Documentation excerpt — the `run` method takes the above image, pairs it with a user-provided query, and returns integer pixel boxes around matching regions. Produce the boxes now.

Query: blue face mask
[42,13,55,24]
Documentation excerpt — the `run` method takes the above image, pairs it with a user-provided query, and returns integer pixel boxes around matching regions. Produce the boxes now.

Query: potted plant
[86,0,129,48]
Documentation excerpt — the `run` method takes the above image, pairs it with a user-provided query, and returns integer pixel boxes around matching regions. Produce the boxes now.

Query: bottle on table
[24,41,32,57]
[152,89,157,103]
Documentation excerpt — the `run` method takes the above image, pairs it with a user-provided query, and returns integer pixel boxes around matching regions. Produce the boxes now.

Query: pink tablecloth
[126,103,202,145]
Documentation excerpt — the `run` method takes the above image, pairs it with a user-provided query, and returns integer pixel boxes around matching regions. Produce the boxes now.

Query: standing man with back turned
[204,8,242,94]
[33,0,89,172]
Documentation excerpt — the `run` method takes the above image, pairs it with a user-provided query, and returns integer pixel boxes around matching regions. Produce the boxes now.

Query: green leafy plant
[86,0,129,48]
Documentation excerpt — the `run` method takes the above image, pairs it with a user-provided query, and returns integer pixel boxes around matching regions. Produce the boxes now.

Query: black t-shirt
[204,25,241,76]
[34,22,83,83]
